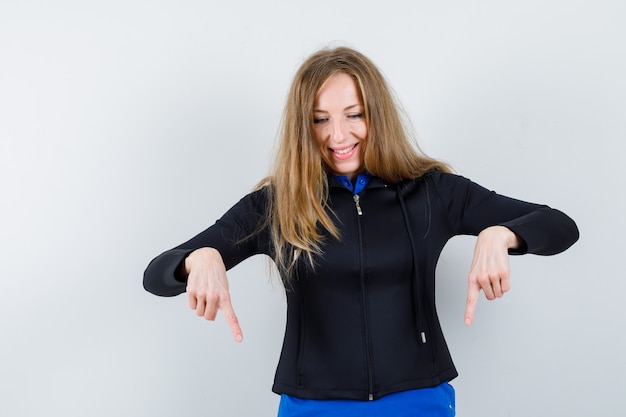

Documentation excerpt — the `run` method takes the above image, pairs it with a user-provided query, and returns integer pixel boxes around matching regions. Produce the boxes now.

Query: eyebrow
[313,104,363,113]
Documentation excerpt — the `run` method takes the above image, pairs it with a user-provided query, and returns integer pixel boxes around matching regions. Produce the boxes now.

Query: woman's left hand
[464,226,521,326]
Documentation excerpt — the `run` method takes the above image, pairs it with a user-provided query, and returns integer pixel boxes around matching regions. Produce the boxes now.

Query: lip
[329,143,358,160]
[331,143,357,151]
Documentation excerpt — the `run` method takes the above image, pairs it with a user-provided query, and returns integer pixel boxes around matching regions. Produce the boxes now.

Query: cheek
[357,122,368,140]
[313,127,327,147]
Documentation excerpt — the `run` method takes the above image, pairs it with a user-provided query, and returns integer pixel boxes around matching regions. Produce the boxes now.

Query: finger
[493,265,512,297]
[195,295,207,317]
[498,265,511,294]
[491,275,503,298]
[464,281,481,326]
[203,294,219,321]
[220,295,243,343]
[501,275,511,293]
[187,288,198,310]
[478,274,496,300]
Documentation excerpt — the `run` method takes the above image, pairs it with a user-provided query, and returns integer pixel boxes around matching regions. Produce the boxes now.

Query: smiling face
[313,73,367,181]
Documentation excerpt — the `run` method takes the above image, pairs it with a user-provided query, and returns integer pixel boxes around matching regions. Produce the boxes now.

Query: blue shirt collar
[331,172,372,195]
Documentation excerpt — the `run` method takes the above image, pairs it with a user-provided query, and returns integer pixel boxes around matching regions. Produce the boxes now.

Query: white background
[1,1,624,416]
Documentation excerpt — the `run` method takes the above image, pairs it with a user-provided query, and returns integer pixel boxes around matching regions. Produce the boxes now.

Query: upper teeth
[335,145,355,155]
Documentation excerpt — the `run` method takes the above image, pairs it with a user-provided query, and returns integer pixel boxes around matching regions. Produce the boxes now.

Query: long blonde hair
[258,46,450,278]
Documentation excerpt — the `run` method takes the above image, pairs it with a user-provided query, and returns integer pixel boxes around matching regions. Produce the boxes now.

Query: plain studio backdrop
[0,1,623,416]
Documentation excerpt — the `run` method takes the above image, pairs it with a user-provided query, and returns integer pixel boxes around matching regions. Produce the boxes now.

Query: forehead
[314,73,362,107]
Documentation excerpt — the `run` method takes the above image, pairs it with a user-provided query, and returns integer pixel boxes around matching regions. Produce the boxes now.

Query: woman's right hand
[184,247,243,342]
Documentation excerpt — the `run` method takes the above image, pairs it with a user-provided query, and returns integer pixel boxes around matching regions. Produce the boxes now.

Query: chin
[335,165,362,178]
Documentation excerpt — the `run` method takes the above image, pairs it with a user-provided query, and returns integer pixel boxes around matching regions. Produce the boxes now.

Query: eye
[347,113,363,120]
[313,117,328,125]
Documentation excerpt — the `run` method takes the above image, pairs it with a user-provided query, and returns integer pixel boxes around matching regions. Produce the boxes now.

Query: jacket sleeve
[143,188,272,296]
[429,171,579,255]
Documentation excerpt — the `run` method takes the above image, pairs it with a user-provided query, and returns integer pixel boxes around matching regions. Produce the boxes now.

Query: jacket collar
[327,173,389,191]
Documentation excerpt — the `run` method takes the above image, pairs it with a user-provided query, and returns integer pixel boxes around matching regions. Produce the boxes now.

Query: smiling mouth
[332,144,357,155]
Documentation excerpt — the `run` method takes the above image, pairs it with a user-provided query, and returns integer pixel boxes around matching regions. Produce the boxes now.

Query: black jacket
[143,171,579,401]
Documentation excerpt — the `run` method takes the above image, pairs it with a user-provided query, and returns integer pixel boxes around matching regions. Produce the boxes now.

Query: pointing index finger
[221,297,243,343]
[464,281,480,326]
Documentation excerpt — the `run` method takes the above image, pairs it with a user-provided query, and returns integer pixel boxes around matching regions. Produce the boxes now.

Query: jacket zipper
[354,192,373,400]
[353,194,363,216]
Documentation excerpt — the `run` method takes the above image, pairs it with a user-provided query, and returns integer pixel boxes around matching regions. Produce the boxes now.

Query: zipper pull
[353,194,363,216]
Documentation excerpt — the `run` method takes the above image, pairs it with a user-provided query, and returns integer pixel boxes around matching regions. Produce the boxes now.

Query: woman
[143,47,579,416]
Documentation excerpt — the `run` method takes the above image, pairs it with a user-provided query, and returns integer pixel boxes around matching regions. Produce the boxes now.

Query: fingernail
[235,334,243,342]
[465,318,471,326]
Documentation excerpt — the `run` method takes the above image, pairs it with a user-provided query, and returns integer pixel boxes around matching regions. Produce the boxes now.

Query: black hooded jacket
[143,171,579,401]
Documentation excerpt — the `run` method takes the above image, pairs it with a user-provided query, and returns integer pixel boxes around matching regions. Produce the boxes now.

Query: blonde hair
[258,46,450,278]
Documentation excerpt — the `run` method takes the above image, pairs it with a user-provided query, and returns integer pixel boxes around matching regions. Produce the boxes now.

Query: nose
[330,118,348,142]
